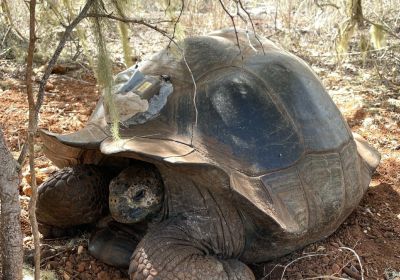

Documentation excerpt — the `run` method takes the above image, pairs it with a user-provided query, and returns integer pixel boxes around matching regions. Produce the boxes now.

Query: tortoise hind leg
[129,220,255,280]
[36,164,111,238]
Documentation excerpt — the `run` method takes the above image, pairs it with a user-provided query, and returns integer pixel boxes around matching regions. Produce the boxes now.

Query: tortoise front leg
[89,218,148,268]
[128,219,255,280]
[36,164,111,238]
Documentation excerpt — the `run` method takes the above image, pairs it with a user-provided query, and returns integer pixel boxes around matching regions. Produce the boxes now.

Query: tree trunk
[0,128,23,280]
[349,0,363,27]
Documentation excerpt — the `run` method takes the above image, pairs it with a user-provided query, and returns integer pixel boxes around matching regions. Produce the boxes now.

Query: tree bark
[349,0,363,27]
[0,128,23,280]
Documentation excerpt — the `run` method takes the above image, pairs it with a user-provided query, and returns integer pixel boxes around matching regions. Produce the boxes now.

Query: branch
[235,0,265,54]
[279,254,328,280]
[18,0,96,165]
[167,0,185,49]
[339,246,364,280]
[217,0,242,57]
[26,0,40,278]
[0,26,11,47]
[86,13,169,36]
[313,0,340,10]
[0,0,28,42]
[18,3,97,277]
[363,17,400,40]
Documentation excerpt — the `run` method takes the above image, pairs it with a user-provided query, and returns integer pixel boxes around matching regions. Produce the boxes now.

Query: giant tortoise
[37,29,380,279]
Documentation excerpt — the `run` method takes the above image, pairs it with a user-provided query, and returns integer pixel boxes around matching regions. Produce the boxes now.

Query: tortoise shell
[40,29,380,260]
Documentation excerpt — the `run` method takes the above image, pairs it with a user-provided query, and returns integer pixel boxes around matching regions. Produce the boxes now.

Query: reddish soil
[1,33,400,280]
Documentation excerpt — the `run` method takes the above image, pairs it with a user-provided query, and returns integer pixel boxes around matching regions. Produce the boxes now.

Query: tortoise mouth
[109,194,163,224]
[109,201,147,224]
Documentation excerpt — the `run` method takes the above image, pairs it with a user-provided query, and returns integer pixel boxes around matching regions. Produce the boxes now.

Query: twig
[58,75,96,85]
[18,0,96,166]
[86,13,169,36]
[26,1,40,278]
[343,266,362,280]
[0,48,11,57]
[183,52,198,146]
[1,0,28,42]
[339,246,364,280]
[265,247,362,279]
[0,26,11,47]
[40,249,67,267]
[280,254,328,280]
[363,17,400,40]
[217,0,242,58]
[262,263,284,279]
[235,0,265,54]
[310,44,399,57]
[303,276,349,280]
[167,0,184,50]
[313,0,340,10]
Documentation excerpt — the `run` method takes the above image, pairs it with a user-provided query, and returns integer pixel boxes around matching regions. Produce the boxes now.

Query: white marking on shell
[112,91,149,122]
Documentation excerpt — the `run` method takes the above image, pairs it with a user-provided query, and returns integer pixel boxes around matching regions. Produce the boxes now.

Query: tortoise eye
[132,190,145,201]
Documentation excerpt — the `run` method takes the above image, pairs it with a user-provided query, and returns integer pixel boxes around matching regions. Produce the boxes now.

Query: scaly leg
[36,164,111,238]
[129,219,255,280]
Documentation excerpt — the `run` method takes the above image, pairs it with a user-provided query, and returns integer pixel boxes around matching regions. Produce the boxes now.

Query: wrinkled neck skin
[155,164,247,258]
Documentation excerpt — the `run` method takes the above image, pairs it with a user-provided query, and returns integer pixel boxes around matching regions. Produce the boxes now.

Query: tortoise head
[109,165,164,224]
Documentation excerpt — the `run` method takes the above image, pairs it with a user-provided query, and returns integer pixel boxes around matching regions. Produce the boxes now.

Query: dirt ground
[1,20,400,280]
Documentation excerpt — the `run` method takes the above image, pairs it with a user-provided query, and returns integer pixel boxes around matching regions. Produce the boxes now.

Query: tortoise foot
[89,221,142,268]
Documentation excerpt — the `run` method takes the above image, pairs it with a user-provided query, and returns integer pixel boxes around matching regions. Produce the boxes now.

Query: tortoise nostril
[132,190,145,201]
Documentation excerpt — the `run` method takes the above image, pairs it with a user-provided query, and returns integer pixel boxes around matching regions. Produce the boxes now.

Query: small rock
[294,272,302,279]
[24,169,47,186]
[45,82,55,91]
[332,263,341,273]
[68,254,76,263]
[23,236,33,243]
[65,260,73,272]
[81,272,92,280]
[91,262,100,273]
[41,248,56,259]
[78,245,84,254]
[77,262,86,273]
[384,231,394,238]
[22,184,32,196]
[63,271,71,280]
[316,245,326,252]
[97,271,110,280]
[321,256,330,264]
[47,261,59,270]
[330,242,339,248]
